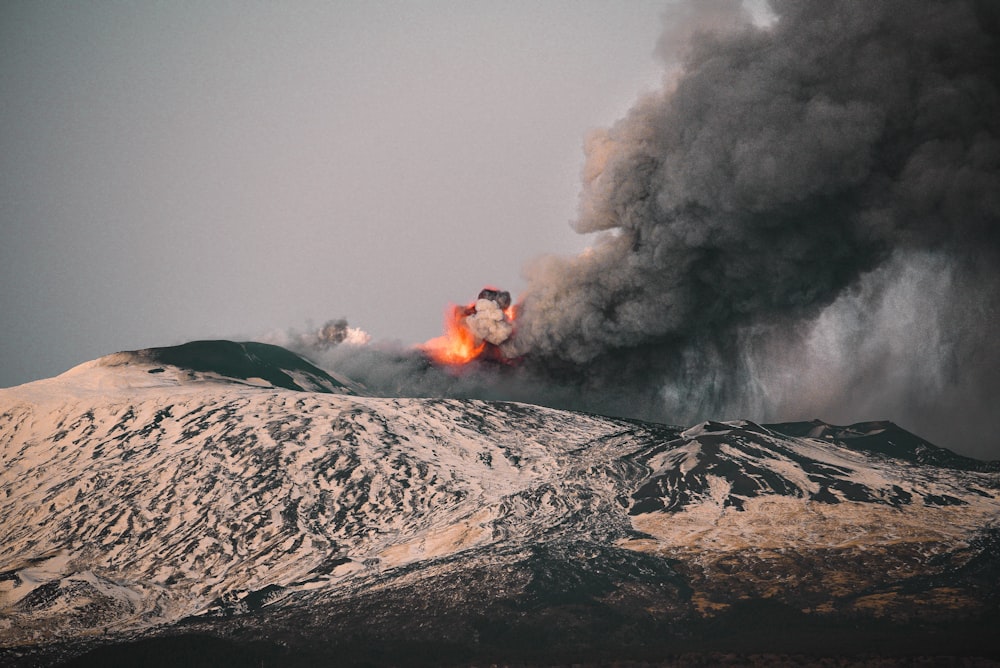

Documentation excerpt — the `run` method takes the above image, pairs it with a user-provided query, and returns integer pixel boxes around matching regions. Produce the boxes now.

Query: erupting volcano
[421,287,517,366]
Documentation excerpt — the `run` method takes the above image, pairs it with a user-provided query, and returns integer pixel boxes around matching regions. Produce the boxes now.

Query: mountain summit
[1,342,998,666]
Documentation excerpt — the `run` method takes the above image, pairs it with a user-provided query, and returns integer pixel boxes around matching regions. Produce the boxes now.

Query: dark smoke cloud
[318,0,1000,459]
[504,0,1000,458]
[517,0,999,359]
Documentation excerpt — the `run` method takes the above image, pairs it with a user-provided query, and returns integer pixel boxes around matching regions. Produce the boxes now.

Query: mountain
[136,339,359,394]
[1,342,999,666]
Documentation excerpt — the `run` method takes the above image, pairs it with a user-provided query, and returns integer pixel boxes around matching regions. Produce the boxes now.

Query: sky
[1,0,670,388]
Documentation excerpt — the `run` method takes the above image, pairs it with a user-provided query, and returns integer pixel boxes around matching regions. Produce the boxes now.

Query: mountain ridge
[2,341,998,665]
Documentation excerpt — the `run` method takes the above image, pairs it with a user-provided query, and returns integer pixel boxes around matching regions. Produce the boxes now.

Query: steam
[314,0,999,459]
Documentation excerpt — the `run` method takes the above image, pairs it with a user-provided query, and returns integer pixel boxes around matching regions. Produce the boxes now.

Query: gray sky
[1,0,668,387]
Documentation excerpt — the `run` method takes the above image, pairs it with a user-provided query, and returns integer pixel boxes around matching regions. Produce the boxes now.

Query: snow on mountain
[1,342,999,664]
[625,418,998,554]
[0,344,650,648]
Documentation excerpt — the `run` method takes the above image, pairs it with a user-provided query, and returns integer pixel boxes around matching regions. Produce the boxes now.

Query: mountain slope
[139,340,358,394]
[1,342,998,665]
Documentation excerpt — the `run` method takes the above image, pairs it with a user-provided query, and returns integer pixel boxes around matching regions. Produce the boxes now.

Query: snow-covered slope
[0,346,655,649]
[1,342,999,664]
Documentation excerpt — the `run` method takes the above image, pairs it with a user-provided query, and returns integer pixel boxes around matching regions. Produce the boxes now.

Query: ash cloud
[509,0,1000,457]
[318,0,1000,459]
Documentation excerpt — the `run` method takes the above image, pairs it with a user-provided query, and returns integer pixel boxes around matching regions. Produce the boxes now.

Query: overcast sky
[1,1,671,388]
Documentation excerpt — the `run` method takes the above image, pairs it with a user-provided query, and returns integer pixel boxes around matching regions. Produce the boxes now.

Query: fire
[421,288,516,366]
[422,302,486,365]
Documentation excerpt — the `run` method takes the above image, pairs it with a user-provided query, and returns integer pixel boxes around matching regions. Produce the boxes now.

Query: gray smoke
[317,0,1000,459]
[508,0,1000,457]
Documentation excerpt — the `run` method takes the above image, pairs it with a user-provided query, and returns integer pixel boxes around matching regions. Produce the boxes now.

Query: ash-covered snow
[1,343,998,658]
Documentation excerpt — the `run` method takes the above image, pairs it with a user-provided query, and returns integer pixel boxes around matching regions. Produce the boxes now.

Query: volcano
[1,341,999,666]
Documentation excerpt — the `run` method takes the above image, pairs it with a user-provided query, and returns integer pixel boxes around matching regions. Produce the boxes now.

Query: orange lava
[421,302,485,365]
[421,300,518,366]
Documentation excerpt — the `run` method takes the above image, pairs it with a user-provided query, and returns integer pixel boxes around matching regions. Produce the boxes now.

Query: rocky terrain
[1,341,998,666]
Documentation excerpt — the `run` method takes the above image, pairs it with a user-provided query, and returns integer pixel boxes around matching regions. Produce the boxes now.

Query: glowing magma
[421,288,516,365]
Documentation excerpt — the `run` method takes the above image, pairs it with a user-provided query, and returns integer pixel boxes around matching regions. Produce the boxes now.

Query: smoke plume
[319,0,1000,459]
[494,0,1000,458]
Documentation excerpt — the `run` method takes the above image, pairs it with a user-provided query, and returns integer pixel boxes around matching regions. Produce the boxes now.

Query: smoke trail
[501,0,1000,456]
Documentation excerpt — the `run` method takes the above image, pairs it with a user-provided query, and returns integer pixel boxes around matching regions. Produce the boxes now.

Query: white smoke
[465,298,514,346]
[316,319,371,348]
[265,318,371,356]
